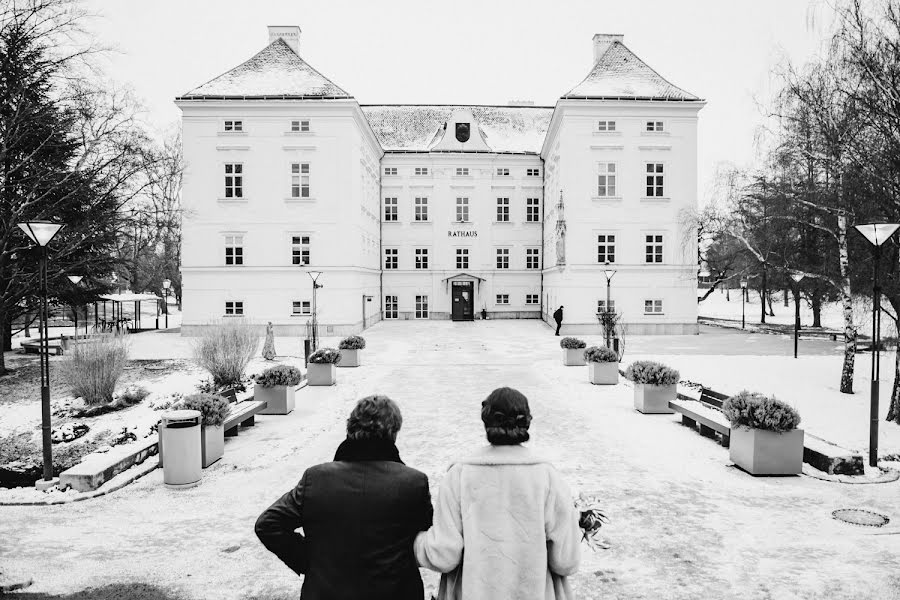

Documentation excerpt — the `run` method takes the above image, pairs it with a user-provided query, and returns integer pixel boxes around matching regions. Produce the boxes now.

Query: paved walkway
[2,321,900,599]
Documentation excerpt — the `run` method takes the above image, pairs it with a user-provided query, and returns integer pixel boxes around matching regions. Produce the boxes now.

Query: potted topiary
[722,391,804,476]
[625,360,679,414]
[584,346,619,385]
[180,393,230,468]
[307,348,341,386]
[255,365,304,414]
[560,337,587,366]
[337,335,366,368]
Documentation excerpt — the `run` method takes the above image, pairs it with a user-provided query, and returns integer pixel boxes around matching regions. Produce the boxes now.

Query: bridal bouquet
[575,492,609,551]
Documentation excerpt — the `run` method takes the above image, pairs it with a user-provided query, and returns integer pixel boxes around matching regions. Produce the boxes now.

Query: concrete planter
[200,424,224,468]
[257,385,296,415]
[337,349,361,367]
[563,348,586,366]
[307,363,337,386]
[633,383,675,414]
[730,427,804,475]
[588,361,619,385]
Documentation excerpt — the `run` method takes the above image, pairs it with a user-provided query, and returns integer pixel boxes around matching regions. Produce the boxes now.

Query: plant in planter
[255,365,304,414]
[583,346,619,385]
[625,360,679,414]
[307,348,342,386]
[337,335,366,368]
[180,393,230,468]
[560,337,587,366]
[722,391,803,475]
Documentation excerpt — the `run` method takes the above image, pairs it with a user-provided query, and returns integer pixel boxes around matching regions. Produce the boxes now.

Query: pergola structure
[95,293,163,332]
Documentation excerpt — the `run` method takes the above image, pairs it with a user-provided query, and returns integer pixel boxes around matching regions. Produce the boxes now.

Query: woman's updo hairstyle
[481,387,532,446]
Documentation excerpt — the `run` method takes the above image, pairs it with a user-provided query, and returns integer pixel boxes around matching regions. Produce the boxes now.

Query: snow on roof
[361,105,554,154]
[179,38,351,100]
[562,41,700,101]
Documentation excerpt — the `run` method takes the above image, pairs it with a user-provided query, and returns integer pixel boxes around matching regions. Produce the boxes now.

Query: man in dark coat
[553,305,564,336]
[255,395,433,600]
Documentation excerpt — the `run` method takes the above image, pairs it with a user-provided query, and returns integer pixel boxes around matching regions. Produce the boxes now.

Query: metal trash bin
[158,409,202,489]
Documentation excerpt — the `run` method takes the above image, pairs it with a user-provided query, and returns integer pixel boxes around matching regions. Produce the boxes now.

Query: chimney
[592,33,623,64]
[268,25,301,54]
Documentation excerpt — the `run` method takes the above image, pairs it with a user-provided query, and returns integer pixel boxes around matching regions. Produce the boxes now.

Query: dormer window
[224,120,243,132]
[646,121,665,132]
[455,122,471,143]
[291,120,310,132]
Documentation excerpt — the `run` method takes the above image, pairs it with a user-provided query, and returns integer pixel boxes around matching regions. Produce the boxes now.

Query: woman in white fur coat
[415,387,582,600]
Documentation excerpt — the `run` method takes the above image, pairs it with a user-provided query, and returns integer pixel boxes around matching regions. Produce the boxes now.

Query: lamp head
[740,277,748,289]
[854,223,900,247]
[67,275,83,285]
[162,279,171,290]
[790,273,804,283]
[308,270,323,283]
[18,221,63,247]
[603,261,616,281]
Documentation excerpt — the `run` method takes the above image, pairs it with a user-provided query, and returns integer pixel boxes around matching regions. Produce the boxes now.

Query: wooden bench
[223,398,268,437]
[669,397,731,447]
[697,387,729,409]
[20,339,64,355]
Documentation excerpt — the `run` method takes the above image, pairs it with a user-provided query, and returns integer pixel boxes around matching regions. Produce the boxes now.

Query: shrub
[722,390,801,433]
[196,375,252,395]
[118,385,150,406]
[560,337,586,349]
[180,393,231,427]
[624,360,680,385]
[192,320,260,389]
[583,346,618,363]
[255,364,304,388]
[62,334,129,405]
[338,335,366,350]
[308,347,342,364]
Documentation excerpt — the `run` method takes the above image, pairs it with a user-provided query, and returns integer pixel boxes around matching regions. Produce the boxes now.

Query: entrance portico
[443,273,485,321]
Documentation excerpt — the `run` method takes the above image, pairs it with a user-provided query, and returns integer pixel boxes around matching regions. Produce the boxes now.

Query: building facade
[176,27,704,335]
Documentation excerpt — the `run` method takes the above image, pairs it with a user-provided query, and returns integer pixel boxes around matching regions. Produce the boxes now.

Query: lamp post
[308,271,323,351]
[162,279,171,329]
[67,275,82,340]
[362,294,373,330]
[18,220,64,489]
[740,277,748,329]
[854,222,900,467]
[603,262,616,349]
[790,273,803,359]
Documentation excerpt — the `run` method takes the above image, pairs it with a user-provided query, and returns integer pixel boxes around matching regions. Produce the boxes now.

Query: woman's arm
[545,466,582,577]
[255,472,308,576]
[414,465,464,573]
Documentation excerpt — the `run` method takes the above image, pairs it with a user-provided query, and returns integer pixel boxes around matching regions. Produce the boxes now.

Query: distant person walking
[553,306,563,336]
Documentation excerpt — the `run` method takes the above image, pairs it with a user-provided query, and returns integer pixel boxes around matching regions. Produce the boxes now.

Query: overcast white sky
[83,0,836,201]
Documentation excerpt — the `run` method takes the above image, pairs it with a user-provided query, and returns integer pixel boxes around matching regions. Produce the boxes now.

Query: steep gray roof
[562,41,700,101]
[361,105,553,154]
[179,38,351,100]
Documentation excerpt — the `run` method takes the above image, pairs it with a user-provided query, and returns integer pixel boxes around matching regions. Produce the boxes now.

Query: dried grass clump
[192,320,260,389]
[62,335,129,405]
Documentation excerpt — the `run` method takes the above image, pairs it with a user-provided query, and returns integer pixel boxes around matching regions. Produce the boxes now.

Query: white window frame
[644,299,664,314]
[456,197,469,222]
[526,168,540,177]
[496,197,510,222]
[225,234,243,266]
[224,120,243,132]
[289,119,310,132]
[224,163,243,198]
[415,248,429,269]
[525,247,541,270]
[384,197,398,222]
[414,197,429,222]
[526,294,539,305]
[292,300,311,316]
[496,167,510,176]
[414,167,429,176]
[455,167,469,176]
[496,294,510,305]
[597,299,616,314]
[597,234,616,264]
[384,167,398,176]
[291,162,310,198]
[645,234,664,264]
[496,247,510,269]
[384,247,398,270]
[645,120,665,132]
[645,163,665,197]
[385,296,398,319]
[598,163,617,197]
[291,235,311,266]
[598,120,617,132]
[225,300,244,316]
[456,248,469,270]
[526,197,541,222]
[415,295,429,319]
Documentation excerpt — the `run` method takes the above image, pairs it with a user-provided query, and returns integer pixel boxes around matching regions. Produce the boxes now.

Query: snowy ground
[2,320,899,600]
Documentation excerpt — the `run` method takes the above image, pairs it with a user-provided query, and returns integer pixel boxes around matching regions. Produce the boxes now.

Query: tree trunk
[725,286,730,301]
[784,288,790,307]
[837,212,856,394]
[811,292,822,328]
[760,268,767,324]
[766,291,775,317]
[0,308,9,375]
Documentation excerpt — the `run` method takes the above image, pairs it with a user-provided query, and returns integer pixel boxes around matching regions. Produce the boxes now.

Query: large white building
[177,26,704,336]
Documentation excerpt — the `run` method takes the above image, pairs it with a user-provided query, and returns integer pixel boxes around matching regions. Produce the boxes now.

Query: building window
[496,248,509,269]
[384,167,397,176]
[291,235,310,265]
[384,197,398,221]
[646,120,665,132]
[414,197,429,221]
[456,167,469,176]
[415,295,429,319]
[415,248,429,269]
[291,163,310,198]
[414,167,429,176]
[224,163,243,198]
[496,197,510,222]
[597,234,616,263]
[496,167,510,176]
[456,197,469,222]
[644,299,664,314]
[526,294,539,305]
[597,299,616,314]
[598,163,616,197]
[224,120,242,132]
[225,235,243,265]
[384,248,398,269]
[598,120,616,132]
[526,197,541,222]
[645,234,664,263]
[292,300,311,315]
[496,294,509,305]
[291,120,310,132]
[385,296,398,319]
[525,247,541,270]
[526,168,540,177]
[456,248,469,269]
[225,301,244,315]
[646,163,665,197]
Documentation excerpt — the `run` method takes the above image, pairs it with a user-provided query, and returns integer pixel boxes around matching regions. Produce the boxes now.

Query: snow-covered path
[3,320,900,600]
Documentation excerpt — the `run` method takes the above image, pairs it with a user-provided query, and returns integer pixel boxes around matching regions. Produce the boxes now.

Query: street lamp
[854,222,900,467]
[308,271,323,351]
[18,220,64,489]
[740,277,748,329]
[603,262,617,349]
[162,279,171,329]
[67,275,83,340]
[790,273,804,359]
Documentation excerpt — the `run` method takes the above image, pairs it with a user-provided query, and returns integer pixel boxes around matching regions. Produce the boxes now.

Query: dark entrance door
[451,281,474,321]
